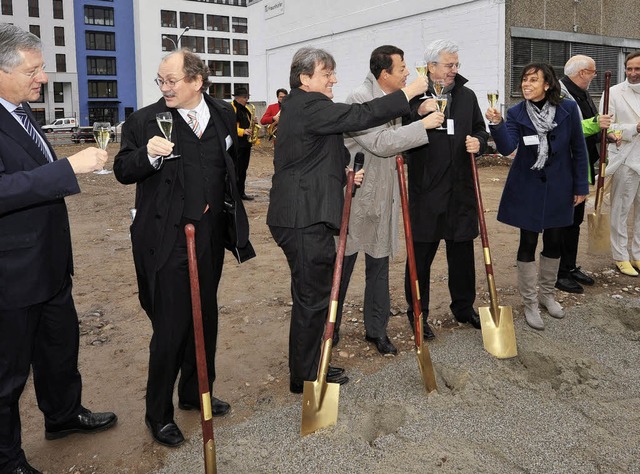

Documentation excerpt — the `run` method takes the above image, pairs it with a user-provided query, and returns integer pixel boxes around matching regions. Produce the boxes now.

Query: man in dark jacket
[114,50,250,447]
[232,87,255,200]
[267,47,428,394]
[403,39,489,338]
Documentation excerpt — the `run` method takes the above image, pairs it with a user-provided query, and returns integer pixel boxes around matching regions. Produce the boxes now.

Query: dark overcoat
[490,99,589,233]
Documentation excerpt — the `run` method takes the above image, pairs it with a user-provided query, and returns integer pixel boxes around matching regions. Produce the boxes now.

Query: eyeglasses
[432,62,461,70]
[12,65,46,79]
[154,76,186,88]
[582,69,598,75]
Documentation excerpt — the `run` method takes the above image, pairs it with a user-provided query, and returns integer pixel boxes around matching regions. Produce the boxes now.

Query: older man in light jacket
[333,45,444,354]
[600,51,640,276]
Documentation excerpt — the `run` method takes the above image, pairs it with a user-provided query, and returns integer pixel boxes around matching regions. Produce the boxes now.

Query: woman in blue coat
[486,62,589,330]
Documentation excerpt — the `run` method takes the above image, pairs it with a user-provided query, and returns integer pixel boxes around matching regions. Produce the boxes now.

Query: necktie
[14,106,52,162]
[187,110,202,138]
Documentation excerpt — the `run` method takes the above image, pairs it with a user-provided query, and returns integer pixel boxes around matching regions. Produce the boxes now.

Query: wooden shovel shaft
[185,224,216,474]
[395,156,424,343]
[469,153,499,318]
[595,71,612,213]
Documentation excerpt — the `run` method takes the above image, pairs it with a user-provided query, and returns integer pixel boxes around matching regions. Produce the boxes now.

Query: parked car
[71,126,116,144]
[41,117,77,133]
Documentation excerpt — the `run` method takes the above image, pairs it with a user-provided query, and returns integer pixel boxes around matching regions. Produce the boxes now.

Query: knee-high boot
[538,254,565,319]
[517,260,544,330]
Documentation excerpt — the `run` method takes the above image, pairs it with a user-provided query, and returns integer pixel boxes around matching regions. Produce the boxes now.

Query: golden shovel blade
[415,313,438,393]
[301,380,340,437]
[479,305,517,359]
[587,212,611,255]
[204,439,217,474]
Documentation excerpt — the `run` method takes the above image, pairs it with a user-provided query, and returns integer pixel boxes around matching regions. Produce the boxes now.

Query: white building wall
[248,0,506,113]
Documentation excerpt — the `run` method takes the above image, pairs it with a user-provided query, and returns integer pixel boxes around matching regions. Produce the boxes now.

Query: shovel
[185,224,217,474]
[301,170,355,436]
[469,153,517,359]
[587,71,612,255]
[395,155,438,392]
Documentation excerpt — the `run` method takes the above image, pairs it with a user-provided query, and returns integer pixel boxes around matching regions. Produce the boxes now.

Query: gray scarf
[525,100,557,170]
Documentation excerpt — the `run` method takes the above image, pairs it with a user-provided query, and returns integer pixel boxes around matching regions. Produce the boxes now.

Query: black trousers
[270,223,335,385]
[558,200,585,278]
[145,210,225,425]
[404,239,476,322]
[236,146,252,196]
[0,277,83,472]
[335,252,391,338]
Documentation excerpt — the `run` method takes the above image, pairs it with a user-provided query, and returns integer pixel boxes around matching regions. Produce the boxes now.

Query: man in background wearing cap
[232,87,255,200]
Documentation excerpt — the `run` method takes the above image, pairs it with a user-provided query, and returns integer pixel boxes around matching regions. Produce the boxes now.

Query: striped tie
[187,110,202,138]
[14,106,52,162]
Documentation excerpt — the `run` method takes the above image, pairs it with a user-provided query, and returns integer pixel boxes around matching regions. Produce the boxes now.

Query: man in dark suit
[267,46,428,394]
[231,87,254,200]
[0,24,117,474]
[114,49,250,447]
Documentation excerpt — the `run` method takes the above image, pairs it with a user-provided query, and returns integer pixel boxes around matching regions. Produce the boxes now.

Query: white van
[41,117,77,133]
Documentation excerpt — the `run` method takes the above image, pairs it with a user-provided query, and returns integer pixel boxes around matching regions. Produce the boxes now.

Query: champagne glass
[155,112,180,159]
[610,124,623,147]
[433,80,445,97]
[487,89,499,125]
[93,122,112,174]
[415,60,428,99]
[434,94,448,130]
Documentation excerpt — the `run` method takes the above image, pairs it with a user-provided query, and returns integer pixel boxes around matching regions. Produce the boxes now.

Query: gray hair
[289,47,336,89]
[424,39,459,63]
[564,55,594,76]
[0,23,42,72]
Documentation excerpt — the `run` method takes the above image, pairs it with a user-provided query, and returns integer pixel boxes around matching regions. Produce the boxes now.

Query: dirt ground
[19,141,631,473]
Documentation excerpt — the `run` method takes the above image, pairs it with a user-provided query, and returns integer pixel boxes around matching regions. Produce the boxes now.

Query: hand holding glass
[93,122,112,174]
[487,90,500,125]
[155,112,180,159]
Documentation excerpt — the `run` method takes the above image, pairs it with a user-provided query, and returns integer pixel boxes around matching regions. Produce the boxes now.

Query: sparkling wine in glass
[155,112,180,159]
[435,95,448,130]
[93,122,112,174]
[415,60,428,99]
[433,80,445,97]
[487,89,500,125]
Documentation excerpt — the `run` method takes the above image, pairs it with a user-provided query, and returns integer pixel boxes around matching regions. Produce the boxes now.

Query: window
[1,0,12,15]
[85,5,114,26]
[233,61,248,77]
[185,0,246,4]
[87,57,117,75]
[28,0,39,17]
[88,80,118,98]
[208,83,231,99]
[161,10,176,28]
[181,36,205,54]
[180,12,204,30]
[162,35,177,51]
[54,108,65,119]
[232,39,248,55]
[55,54,66,72]
[86,31,115,51]
[89,106,118,125]
[207,15,229,32]
[29,25,41,38]
[511,37,621,96]
[234,82,249,94]
[232,17,247,33]
[52,0,63,19]
[209,60,230,77]
[53,82,64,103]
[54,27,65,46]
[208,37,230,54]
[31,108,45,125]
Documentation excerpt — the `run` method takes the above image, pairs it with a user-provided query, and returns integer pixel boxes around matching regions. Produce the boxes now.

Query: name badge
[225,134,233,150]
[523,135,540,146]
[447,119,455,135]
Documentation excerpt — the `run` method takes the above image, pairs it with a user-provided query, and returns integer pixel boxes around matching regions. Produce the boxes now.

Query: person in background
[114,49,249,447]
[260,88,288,139]
[267,47,428,394]
[232,87,255,200]
[555,55,611,293]
[403,39,488,339]
[600,51,640,277]
[486,62,589,330]
[334,45,444,355]
[0,24,116,474]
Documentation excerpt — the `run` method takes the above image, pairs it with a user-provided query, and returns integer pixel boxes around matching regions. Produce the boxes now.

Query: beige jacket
[601,80,640,176]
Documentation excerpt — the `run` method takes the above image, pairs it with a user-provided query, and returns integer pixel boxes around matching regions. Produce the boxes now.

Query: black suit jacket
[113,95,249,313]
[267,88,411,230]
[0,103,80,310]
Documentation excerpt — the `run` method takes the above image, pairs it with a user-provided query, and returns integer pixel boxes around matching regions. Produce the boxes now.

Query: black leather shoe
[145,416,184,447]
[456,310,482,329]
[10,461,42,474]
[241,194,254,201]
[179,397,230,417]
[332,329,340,347]
[408,312,436,340]
[555,277,584,294]
[45,408,117,440]
[365,334,398,355]
[328,366,345,377]
[290,370,349,394]
[570,267,594,285]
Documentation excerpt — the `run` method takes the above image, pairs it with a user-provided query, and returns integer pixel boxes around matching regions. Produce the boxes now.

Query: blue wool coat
[490,99,589,233]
